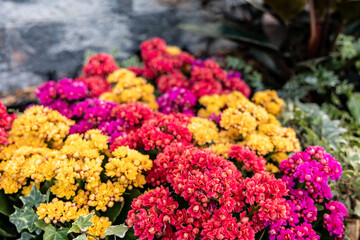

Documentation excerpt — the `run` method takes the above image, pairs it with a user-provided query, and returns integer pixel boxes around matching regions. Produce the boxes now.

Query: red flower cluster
[129,143,290,240]
[76,75,111,97]
[0,101,16,145]
[82,53,119,77]
[110,105,192,152]
[77,53,118,97]
[228,145,267,174]
[130,38,251,99]
[139,38,194,79]
[127,186,178,240]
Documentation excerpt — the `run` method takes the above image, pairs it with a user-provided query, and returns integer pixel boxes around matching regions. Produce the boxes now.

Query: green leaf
[119,55,143,68]
[9,206,38,233]
[68,213,94,233]
[178,23,278,53]
[0,227,16,238]
[105,201,125,223]
[74,234,87,240]
[20,185,47,208]
[0,190,14,216]
[117,189,142,224]
[264,0,307,21]
[354,200,360,217]
[35,219,49,231]
[44,226,69,240]
[19,232,35,240]
[245,0,268,12]
[105,224,128,238]
[315,204,324,211]
[337,0,360,23]
[347,93,360,123]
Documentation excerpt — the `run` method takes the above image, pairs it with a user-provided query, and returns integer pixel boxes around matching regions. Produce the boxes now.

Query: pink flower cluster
[189,60,251,98]
[228,145,267,174]
[82,53,118,78]
[280,146,342,201]
[324,201,348,239]
[35,78,89,118]
[128,143,290,240]
[76,75,111,97]
[0,100,16,145]
[269,146,347,240]
[76,53,118,97]
[110,110,192,152]
[129,38,251,99]
[156,87,196,115]
[135,38,194,79]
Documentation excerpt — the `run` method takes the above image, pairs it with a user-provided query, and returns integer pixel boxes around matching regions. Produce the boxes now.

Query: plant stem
[258,228,266,240]
[79,230,99,240]
[308,0,318,58]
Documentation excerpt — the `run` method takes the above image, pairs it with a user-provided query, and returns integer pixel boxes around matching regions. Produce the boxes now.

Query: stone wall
[0,0,205,92]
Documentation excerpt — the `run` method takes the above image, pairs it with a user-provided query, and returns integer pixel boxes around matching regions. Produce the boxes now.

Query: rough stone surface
[0,0,204,92]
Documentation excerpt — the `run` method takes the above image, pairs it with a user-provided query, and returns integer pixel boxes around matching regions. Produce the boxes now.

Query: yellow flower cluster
[7,106,74,149]
[37,199,90,223]
[88,215,112,239]
[37,199,111,239]
[0,129,152,214]
[252,90,284,116]
[105,146,152,188]
[100,68,158,109]
[188,117,219,146]
[0,146,58,194]
[166,46,182,55]
[197,91,300,160]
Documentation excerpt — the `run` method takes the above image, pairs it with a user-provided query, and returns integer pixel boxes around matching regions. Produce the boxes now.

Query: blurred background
[0,0,205,93]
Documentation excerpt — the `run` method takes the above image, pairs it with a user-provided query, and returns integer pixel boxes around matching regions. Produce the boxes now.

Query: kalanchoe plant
[128,38,252,99]
[275,146,347,240]
[130,143,290,240]
[156,87,197,115]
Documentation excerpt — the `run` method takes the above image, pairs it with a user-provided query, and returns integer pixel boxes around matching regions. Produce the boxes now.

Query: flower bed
[0,38,349,240]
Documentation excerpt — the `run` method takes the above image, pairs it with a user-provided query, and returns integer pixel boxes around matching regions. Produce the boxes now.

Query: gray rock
[0,0,207,92]
[0,27,11,71]
[0,71,44,92]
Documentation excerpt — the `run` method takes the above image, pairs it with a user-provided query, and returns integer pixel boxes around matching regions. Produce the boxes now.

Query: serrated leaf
[9,206,38,233]
[35,219,49,230]
[68,213,94,233]
[20,185,46,208]
[0,190,14,216]
[44,226,69,240]
[105,224,128,238]
[119,55,143,68]
[19,232,35,240]
[74,234,87,240]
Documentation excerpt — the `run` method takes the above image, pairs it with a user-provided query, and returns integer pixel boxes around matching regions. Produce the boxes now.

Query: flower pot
[346,218,360,240]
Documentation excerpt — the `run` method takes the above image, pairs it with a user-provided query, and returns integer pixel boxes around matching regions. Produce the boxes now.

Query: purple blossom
[56,78,88,101]
[35,81,57,104]
[69,120,94,134]
[227,70,242,79]
[48,100,73,119]
[157,87,196,115]
[277,146,346,239]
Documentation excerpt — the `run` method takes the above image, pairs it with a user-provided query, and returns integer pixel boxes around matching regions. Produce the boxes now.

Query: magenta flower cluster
[35,78,89,119]
[156,87,196,115]
[267,146,348,240]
